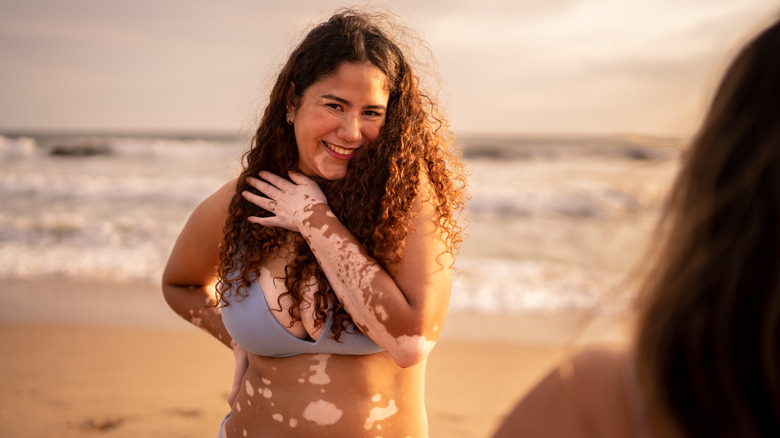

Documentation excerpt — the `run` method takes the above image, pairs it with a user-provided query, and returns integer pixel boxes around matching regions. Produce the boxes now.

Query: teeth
[324,142,353,155]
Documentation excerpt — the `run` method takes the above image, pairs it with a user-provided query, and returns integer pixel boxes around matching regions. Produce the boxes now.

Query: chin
[318,169,348,181]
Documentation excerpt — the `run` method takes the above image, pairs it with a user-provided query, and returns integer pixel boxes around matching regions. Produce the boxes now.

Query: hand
[227,342,249,407]
[242,170,328,232]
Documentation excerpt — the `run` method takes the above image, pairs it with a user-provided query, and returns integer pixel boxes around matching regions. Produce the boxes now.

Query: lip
[322,141,358,159]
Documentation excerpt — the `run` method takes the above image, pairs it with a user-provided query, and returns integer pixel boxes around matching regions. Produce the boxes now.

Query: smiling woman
[161,8,467,438]
[289,61,389,180]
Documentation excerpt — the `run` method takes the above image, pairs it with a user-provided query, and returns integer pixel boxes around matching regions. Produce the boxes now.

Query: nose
[337,113,362,143]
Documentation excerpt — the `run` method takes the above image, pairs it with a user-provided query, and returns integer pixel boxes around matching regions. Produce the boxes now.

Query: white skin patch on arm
[397,335,437,357]
[302,399,343,426]
[364,398,399,430]
[308,354,331,385]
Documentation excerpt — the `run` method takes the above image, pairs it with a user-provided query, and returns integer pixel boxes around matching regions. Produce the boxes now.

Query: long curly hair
[215,9,467,340]
[635,17,780,437]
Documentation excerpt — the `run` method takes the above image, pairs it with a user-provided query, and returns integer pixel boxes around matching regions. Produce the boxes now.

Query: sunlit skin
[290,62,389,181]
[162,61,452,437]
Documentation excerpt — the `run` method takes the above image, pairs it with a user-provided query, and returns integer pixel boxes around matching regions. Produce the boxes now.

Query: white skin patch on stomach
[245,380,254,397]
[364,398,399,430]
[302,399,343,426]
[308,354,331,385]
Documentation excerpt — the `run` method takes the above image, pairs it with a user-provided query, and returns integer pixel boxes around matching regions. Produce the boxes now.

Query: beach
[0,279,631,438]
[0,132,676,437]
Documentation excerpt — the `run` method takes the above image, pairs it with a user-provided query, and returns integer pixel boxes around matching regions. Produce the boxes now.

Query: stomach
[224,351,429,437]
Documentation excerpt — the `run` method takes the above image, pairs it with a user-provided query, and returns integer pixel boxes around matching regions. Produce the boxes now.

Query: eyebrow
[321,94,387,111]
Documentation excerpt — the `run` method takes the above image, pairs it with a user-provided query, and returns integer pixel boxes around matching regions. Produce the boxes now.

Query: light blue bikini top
[221,280,383,358]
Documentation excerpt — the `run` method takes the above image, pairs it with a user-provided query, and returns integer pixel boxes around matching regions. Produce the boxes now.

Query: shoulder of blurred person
[492,345,641,438]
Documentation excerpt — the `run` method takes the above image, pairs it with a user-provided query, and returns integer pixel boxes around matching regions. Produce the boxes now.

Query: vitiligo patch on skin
[273,413,284,422]
[289,418,298,428]
[308,354,331,385]
[257,376,273,398]
[396,335,436,357]
[245,380,254,397]
[364,399,399,430]
[302,400,343,426]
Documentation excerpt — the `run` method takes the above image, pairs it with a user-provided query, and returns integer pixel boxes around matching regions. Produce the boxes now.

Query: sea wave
[0,132,673,313]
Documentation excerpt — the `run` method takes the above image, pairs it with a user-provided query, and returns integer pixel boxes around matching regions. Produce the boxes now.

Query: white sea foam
[0,133,678,313]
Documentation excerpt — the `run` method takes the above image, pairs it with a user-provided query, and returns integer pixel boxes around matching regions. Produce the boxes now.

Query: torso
[226,352,428,437]
[223,241,429,437]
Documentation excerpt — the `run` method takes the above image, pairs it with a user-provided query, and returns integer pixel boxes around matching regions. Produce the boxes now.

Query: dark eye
[326,103,342,111]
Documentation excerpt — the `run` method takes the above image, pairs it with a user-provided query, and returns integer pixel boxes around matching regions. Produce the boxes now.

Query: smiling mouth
[323,141,357,157]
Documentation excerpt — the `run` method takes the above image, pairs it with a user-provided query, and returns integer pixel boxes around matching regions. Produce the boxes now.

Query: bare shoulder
[492,345,634,438]
[569,344,630,386]
[201,178,239,216]
[162,178,238,285]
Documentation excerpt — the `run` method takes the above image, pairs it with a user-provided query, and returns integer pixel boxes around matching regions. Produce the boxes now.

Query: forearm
[300,204,434,366]
[162,283,233,349]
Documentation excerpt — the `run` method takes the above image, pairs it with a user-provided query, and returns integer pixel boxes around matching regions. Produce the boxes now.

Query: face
[290,62,390,180]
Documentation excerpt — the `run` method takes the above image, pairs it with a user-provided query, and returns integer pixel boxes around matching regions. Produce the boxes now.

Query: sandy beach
[0,279,631,438]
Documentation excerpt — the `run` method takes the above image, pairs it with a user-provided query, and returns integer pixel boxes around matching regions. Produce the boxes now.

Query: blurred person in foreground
[492,15,780,438]
[162,9,467,437]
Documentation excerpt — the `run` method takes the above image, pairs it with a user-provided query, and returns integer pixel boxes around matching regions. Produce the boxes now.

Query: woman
[162,9,467,438]
[492,16,780,438]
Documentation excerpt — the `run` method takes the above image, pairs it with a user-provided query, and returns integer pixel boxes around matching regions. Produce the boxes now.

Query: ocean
[0,131,681,316]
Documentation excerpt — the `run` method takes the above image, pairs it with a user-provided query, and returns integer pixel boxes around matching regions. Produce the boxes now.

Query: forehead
[306,62,389,104]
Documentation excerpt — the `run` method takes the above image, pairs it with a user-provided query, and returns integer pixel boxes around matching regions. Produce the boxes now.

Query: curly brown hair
[215,9,468,341]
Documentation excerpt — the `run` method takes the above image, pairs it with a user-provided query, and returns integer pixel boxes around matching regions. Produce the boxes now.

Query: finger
[257,170,295,189]
[287,170,313,185]
[246,176,284,198]
[241,191,277,212]
[247,215,281,227]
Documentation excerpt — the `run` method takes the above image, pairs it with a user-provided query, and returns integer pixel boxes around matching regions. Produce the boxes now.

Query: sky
[1,0,778,137]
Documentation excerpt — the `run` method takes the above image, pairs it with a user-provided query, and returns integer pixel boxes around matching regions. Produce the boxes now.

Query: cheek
[364,122,385,142]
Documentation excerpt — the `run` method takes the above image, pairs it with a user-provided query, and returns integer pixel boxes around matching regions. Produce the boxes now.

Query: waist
[230,352,428,435]
[247,350,425,391]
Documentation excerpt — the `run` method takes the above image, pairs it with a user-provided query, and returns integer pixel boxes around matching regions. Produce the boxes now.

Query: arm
[242,170,453,368]
[161,179,236,348]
